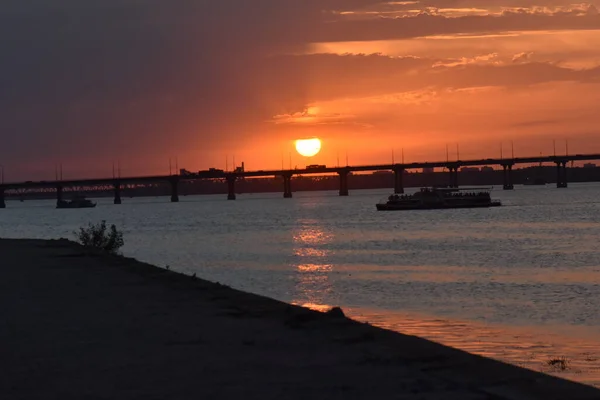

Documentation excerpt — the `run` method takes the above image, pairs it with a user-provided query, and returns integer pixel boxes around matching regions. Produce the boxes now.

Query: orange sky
[2,1,600,179]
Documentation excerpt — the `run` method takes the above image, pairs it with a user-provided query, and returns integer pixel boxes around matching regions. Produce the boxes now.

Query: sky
[2,0,600,179]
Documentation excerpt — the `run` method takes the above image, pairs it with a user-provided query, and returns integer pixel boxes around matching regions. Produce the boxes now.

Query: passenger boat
[57,196,96,209]
[376,187,501,211]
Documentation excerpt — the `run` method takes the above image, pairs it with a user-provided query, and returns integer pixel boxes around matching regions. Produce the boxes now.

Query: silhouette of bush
[75,220,124,254]
[547,356,570,371]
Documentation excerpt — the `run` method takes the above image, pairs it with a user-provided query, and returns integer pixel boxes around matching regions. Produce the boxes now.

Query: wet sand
[1,239,599,399]
[347,309,600,389]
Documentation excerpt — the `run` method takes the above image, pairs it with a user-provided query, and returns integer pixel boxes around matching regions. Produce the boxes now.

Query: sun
[295,138,322,157]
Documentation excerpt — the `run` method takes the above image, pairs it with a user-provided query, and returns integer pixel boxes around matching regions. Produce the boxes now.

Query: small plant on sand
[75,220,124,254]
[547,356,570,371]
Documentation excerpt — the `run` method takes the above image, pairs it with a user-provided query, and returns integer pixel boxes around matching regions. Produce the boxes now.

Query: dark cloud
[314,9,600,42]
[266,54,600,103]
[0,0,329,176]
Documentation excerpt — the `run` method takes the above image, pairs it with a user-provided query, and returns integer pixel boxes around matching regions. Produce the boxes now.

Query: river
[2,183,599,387]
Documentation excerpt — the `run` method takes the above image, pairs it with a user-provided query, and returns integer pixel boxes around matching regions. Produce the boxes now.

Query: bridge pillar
[56,185,63,207]
[338,170,349,196]
[169,177,179,202]
[454,168,460,188]
[393,167,404,194]
[227,175,236,200]
[113,181,122,204]
[0,188,5,209]
[556,161,568,188]
[448,167,459,188]
[502,164,514,190]
[283,173,293,198]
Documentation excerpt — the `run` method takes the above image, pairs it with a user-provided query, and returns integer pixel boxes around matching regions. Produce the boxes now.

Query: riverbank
[1,239,599,399]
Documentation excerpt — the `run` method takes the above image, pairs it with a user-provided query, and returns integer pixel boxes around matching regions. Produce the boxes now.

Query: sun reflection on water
[294,248,328,257]
[291,219,335,310]
[297,264,333,273]
[293,225,333,244]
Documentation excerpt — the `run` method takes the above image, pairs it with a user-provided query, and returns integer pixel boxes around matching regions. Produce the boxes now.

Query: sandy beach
[1,239,599,400]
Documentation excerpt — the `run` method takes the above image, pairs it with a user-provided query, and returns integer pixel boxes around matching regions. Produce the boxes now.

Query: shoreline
[1,238,600,399]
[346,307,600,389]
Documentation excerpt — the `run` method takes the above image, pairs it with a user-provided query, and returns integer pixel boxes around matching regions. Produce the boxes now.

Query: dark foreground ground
[1,239,599,400]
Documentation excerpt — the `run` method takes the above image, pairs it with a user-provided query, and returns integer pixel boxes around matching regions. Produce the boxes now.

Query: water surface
[2,183,600,386]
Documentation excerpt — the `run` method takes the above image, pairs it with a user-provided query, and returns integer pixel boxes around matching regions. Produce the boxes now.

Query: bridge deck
[2,154,599,190]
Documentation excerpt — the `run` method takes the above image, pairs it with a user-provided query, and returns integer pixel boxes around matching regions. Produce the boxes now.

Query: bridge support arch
[0,188,5,208]
[169,177,179,202]
[393,167,405,194]
[338,169,349,196]
[227,175,236,200]
[282,173,293,198]
[114,181,122,204]
[502,164,514,190]
[556,161,568,188]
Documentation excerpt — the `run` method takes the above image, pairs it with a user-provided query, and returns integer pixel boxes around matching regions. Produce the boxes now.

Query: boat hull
[523,178,546,186]
[56,200,97,209]
[56,204,97,209]
[376,201,501,211]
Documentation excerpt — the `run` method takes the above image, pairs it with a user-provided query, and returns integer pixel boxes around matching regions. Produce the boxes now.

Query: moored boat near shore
[376,187,501,211]
[523,177,547,186]
[56,196,96,209]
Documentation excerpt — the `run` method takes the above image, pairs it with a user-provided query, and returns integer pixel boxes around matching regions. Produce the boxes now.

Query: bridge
[1,153,599,208]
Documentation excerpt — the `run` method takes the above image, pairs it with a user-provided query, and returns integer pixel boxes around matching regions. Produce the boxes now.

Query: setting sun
[295,138,322,157]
